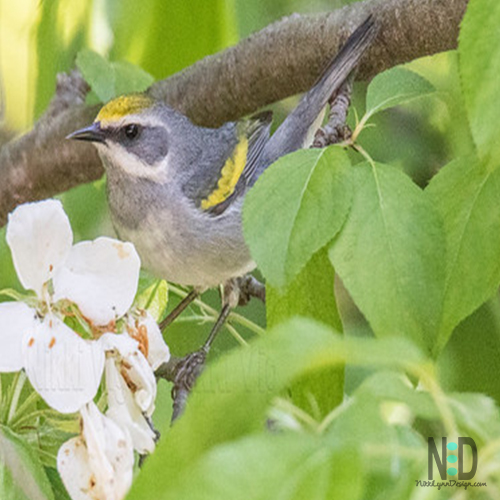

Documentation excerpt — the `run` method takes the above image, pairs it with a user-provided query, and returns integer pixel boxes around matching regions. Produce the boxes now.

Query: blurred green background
[1,0,497,409]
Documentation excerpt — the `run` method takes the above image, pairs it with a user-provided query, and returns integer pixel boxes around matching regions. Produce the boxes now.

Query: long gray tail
[262,16,377,166]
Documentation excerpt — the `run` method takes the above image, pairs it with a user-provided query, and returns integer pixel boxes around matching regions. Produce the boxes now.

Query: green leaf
[448,392,500,445]
[426,157,500,352]
[138,433,364,500]
[267,248,344,419]
[329,162,446,354]
[326,394,426,498]
[438,298,500,406]
[44,468,71,500]
[76,49,115,103]
[365,67,435,117]
[128,318,425,499]
[354,371,438,421]
[26,413,77,468]
[0,425,55,500]
[112,61,155,96]
[358,372,500,451]
[76,50,155,103]
[244,147,352,289]
[362,370,500,448]
[134,279,168,322]
[267,249,341,331]
[459,0,500,160]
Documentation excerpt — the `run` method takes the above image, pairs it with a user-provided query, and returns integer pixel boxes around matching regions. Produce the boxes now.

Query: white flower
[6,199,141,325]
[1,199,173,500]
[57,402,134,500]
[6,199,72,298]
[53,238,141,326]
[0,200,141,413]
[22,316,105,414]
[105,356,157,454]
[0,301,38,372]
[134,311,171,371]
[100,317,169,454]
[100,333,156,415]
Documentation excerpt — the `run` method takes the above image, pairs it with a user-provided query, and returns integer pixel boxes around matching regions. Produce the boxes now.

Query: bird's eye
[124,124,140,140]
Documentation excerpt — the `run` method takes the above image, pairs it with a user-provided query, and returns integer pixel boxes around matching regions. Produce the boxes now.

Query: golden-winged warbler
[69,17,375,290]
[68,18,376,391]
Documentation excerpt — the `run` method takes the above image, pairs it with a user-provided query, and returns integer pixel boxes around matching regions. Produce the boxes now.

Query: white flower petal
[99,331,156,415]
[121,350,157,415]
[138,312,170,370]
[57,436,95,500]
[23,316,105,413]
[105,358,156,454]
[81,403,134,500]
[99,332,139,358]
[53,237,140,326]
[57,403,133,500]
[6,200,72,296]
[0,302,38,372]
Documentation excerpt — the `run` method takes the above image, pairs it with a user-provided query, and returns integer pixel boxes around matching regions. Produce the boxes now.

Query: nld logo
[428,437,478,480]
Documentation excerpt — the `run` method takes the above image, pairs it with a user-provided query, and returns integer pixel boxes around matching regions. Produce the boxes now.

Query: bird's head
[68,94,171,181]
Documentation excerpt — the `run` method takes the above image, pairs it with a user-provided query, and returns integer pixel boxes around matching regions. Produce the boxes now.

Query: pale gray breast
[106,168,254,287]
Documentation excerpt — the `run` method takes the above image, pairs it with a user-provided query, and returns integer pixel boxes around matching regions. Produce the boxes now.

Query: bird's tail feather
[262,15,377,166]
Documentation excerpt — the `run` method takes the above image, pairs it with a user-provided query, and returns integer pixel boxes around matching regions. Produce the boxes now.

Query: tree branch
[0,0,468,226]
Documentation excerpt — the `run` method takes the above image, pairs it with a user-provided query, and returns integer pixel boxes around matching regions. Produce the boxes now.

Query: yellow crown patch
[96,95,154,126]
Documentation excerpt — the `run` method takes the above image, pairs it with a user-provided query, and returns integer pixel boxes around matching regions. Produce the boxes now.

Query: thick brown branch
[151,0,467,125]
[0,128,15,149]
[0,0,468,226]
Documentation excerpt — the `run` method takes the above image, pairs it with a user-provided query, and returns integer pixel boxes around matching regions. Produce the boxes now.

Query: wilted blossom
[57,402,134,500]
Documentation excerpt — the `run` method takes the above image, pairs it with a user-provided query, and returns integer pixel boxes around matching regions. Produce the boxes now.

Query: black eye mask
[115,125,170,166]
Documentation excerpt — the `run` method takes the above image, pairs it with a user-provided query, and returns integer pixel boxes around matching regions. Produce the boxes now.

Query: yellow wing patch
[96,95,154,126]
[201,138,249,210]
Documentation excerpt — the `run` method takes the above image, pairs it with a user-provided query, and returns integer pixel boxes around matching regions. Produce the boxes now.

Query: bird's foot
[312,73,354,148]
[156,276,264,422]
[171,350,207,421]
[313,123,352,148]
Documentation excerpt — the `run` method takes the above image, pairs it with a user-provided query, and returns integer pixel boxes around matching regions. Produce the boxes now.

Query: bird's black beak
[66,122,105,143]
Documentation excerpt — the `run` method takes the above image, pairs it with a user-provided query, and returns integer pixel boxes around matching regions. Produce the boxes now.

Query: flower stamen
[128,320,149,359]
[120,366,138,393]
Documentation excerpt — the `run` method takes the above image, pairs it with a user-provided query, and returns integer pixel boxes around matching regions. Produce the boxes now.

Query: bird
[68,17,377,403]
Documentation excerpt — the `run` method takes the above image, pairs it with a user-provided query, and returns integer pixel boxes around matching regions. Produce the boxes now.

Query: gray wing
[182,111,273,216]
[208,111,273,215]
